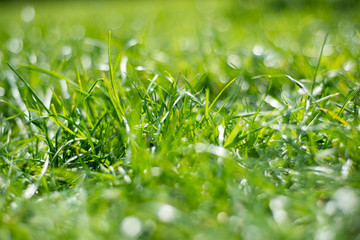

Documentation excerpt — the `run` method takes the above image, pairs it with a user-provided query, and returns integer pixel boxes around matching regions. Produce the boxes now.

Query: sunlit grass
[1,0,360,239]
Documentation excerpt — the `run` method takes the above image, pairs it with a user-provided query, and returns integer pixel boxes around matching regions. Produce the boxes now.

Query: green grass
[1,0,360,239]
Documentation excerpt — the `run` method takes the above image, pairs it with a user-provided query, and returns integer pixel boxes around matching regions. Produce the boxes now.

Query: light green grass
[1,0,360,239]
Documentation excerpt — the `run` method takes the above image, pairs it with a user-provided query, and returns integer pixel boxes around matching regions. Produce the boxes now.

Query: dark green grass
[1,0,360,239]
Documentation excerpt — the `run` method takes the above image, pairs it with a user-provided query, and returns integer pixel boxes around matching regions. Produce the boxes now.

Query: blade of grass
[311,33,328,94]
[254,74,320,108]
[224,117,243,147]
[21,64,81,91]
[354,86,360,125]
[205,88,210,120]
[318,108,349,126]
[8,64,51,114]
[180,72,196,94]
[200,77,237,123]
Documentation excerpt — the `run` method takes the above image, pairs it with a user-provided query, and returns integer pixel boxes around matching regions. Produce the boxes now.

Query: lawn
[1,0,360,239]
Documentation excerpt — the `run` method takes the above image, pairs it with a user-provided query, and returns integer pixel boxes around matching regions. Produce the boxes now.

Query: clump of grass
[1,0,360,239]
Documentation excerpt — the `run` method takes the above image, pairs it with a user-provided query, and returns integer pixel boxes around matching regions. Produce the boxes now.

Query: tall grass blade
[311,33,328,94]
[224,117,243,147]
[8,64,51,114]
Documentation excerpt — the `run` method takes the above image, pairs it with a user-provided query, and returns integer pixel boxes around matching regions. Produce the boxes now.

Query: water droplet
[157,204,176,223]
[315,226,335,240]
[252,45,264,56]
[323,44,333,56]
[324,200,336,215]
[341,159,353,179]
[98,63,109,71]
[343,60,354,71]
[23,183,37,199]
[333,188,358,214]
[269,195,288,224]
[29,53,37,64]
[62,46,72,56]
[150,167,162,177]
[264,53,279,67]
[21,6,35,22]
[218,125,225,146]
[7,38,23,54]
[227,54,241,69]
[60,79,70,99]
[217,212,229,223]
[124,175,132,184]
[121,216,142,238]
[81,55,92,69]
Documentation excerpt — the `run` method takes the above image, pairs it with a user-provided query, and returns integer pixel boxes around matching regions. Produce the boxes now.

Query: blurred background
[0,0,359,109]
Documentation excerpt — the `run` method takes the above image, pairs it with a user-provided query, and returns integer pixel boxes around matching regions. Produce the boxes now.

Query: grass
[1,0,360,239]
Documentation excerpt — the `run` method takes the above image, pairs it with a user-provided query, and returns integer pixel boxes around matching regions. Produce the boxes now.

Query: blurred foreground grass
[1,0,360,239]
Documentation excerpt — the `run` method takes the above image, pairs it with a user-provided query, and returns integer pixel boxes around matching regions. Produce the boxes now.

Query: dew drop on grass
[239,179,247,189]
[10,202,18,210]
[252,45,264,56]
[264,53,280,67]
[153,50,169,63]
[242,80,249,91]
[121,216,142,238]
[60,79,70,99]
[23,183,37,199]
[324,201,337,216]
[269,195,288,225]
[323,44,333,56]
[126,39,138,49]
[135,66,146,71]
[218,125,225,146]
[341,159,353,179]
[265,95,283,109]
[29,53,37,64]
[117,166,126,176]
[81,55,92,69]
[21,6,35,22]
[98,63,109,71]
[227,54,241,69]
[157,204,176,223]
[315,226,335,240]
[7,38,23,54]
[150,167,162,177]
[333,188,358,214]
[123,175,132,184]
[62,46,72,57]
[343,60,354,71]
[313,85,323,96]
[120,56,128,80]
[102,189,121,200]
[217,212,229,223]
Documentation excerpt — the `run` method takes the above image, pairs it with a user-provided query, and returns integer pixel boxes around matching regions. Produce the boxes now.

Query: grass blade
[8,64,51,114]
[224,117,243,147]
[311,33,328,94]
